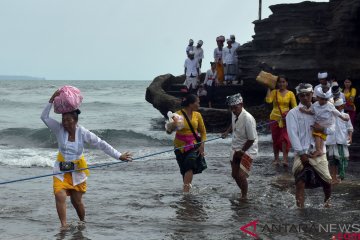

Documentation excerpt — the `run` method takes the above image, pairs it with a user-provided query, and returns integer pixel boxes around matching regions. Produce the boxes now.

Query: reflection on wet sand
[55,221,90,240]
[170,194,208,240]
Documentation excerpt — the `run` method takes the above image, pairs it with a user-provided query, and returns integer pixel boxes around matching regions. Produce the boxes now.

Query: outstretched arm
[82,128,132,161]
[221,124,232,139]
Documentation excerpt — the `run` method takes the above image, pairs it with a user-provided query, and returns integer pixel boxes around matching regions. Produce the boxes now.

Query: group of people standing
[183,35,241,107]
[171,71,356,210]
[41,71,356,227]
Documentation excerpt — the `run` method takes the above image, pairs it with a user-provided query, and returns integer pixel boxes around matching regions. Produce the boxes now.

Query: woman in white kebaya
[41,90,132,228]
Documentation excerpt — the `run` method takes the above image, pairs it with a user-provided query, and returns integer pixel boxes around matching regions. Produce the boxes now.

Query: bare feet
[183,183,192,193]
[331,178,341,185]
[272,160,280,166]
[324,199,331,208]
[240,195,247,201]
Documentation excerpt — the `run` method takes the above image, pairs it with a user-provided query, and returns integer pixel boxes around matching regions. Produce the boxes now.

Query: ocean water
[0,80,359,240]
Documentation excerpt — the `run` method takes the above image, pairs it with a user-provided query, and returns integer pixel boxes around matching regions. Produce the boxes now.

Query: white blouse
[41,103,122,185]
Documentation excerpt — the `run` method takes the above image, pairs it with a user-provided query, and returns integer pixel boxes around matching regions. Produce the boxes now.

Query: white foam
[0,147,54,167]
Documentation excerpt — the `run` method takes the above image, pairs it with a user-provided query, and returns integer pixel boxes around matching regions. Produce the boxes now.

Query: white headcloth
[318,72,328,79]
[295,83,313,95]
[226,93,243,106]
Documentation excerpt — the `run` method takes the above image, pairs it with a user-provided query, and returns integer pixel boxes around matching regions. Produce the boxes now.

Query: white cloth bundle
[165,111,184,134]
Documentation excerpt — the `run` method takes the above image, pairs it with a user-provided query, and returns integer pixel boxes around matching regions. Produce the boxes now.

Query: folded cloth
[292,154,332,188]
[54,85,83,114]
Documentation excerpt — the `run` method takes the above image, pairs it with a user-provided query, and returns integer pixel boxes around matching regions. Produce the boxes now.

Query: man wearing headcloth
[286,83,332,208]
[186,39,194,57]
[194,40,204,69]
[184,51,200,93]
[221,93,258,199]
[314,71,332,100]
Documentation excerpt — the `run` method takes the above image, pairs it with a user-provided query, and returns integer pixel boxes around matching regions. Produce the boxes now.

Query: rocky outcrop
[145,74,271,132]
[145,74,233,132]
[238,0,360,90]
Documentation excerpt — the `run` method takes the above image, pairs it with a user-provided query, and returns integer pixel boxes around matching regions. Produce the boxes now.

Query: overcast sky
[0,0,326,80]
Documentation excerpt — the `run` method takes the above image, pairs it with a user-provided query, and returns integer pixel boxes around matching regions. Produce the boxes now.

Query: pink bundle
[54,85,83,114]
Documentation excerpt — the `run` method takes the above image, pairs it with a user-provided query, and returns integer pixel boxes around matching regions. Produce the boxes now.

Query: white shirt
[204,69,217,86]
[193,47,204,62]
[314,84,332,98]
[184,58,199,77]
[231,109,258,159]
[41,103,122,185]
[326,112,353,145]
[286,103,334,155]
[231,41,240,61]
[222,46,236,64]
[186,45,194,54]
[310,101,343,128]
[213,48,222,62]
[231,41,240,50]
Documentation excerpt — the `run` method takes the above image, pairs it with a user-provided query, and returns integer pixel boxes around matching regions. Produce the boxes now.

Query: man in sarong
[222,93,258,200]
[286,83,333,208]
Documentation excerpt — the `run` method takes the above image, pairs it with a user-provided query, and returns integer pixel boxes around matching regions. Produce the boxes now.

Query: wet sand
[1,147,360,240]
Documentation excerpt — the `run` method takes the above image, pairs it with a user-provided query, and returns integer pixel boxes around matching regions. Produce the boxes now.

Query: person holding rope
[286,83,332,208]
[172,94,207,193]
[221,93,258,200]
[265,75,297,167]
[41,90,132,228]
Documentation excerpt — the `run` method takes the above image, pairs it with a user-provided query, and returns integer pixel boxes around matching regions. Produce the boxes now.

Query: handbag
[181,110,207,174]
[59,161,75,172]
[276,90,289,127]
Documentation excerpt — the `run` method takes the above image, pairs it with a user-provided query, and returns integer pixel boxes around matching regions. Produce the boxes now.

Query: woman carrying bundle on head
[265,76,297,167]
[41,88,132,228]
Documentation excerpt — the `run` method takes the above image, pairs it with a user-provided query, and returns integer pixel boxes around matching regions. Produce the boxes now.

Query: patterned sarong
[231,150,253,178]
[292,154,332,186]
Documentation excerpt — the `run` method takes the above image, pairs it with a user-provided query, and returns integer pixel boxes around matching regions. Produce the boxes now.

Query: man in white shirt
[230,35,240,80]
[184,51,200,92]
[230,34,240,59]
[222,93,258,200]
[314,71,332,100]
[186,39,194,57]
[222,39,237,84]
[194,40,204,69]
[286,83,332,208]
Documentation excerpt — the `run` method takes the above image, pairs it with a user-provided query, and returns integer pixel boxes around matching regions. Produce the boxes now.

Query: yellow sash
[57,152,90,176]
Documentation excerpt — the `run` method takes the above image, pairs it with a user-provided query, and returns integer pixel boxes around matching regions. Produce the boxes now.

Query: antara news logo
[239,220,360,239]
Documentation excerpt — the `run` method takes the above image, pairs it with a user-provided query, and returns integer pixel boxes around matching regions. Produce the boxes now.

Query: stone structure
[146,0,360,132]
[239,0,360,90]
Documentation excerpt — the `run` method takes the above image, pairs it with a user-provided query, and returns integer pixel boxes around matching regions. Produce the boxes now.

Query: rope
[0,119,278,185]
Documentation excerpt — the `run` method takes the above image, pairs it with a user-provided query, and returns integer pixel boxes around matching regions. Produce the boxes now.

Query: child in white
[300,87,349,157]
[326,98,353,184]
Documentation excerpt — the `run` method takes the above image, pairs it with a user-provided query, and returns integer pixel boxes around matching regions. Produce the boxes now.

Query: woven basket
[256,71,278,89]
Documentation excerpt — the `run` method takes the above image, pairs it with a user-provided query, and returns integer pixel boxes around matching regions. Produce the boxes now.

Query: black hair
[345,76,352,82]
[277,75,288,82]
[63,109,81,121]
[181,94,198,107]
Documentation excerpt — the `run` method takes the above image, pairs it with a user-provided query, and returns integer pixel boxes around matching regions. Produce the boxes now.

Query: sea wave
[0,127,172,149]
